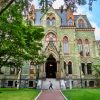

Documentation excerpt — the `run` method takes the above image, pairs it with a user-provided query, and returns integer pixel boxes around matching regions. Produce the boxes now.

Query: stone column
[57,61,60,72]
[69,79,72,89]
[83,44,86,57]
[0,80,1,87]
[56,61,60,79]
[43,62,46,78]
[60,57,65,78]
[66,64,68,75]
[43,62,45,72]
[39,63,45,79]
[85,63,87,75]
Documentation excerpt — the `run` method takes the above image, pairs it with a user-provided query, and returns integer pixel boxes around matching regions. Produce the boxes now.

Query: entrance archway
[45,54,57,78]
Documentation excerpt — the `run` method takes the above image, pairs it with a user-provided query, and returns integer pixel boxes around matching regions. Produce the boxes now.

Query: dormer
[41,7,61,27]
[67,9,74,26]
[46,13,56,26]
[76,15,87,28]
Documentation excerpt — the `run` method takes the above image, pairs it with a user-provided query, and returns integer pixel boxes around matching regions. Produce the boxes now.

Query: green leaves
[92,65,100,78]
[0,1,44,69]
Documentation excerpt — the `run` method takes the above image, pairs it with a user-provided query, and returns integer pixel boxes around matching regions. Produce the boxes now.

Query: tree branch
[0,0,15,15]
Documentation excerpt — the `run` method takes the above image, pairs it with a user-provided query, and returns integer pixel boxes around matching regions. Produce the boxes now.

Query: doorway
[45,54,57,78]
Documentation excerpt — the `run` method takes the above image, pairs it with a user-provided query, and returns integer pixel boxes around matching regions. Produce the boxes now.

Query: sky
[32,0,100,40]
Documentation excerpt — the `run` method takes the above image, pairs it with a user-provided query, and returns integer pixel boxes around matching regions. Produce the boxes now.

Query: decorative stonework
[0,6,100,88]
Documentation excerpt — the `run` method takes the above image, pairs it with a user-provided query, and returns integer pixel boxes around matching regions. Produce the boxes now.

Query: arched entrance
[45,54,57,78]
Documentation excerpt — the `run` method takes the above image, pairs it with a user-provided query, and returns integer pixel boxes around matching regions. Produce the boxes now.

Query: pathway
[37,90,66,100]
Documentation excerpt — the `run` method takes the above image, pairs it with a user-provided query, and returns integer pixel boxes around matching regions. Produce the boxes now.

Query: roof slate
[34,9,92,28]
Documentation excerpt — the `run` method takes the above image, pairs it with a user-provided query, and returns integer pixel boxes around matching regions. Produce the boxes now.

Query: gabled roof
[74,15,92,28]
[40,6,61,20]
[34,9,67,26]
[34,7,92,28]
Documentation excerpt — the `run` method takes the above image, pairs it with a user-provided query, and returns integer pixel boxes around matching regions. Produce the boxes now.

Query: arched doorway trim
[46,51,59,61]
[45,54,57,78]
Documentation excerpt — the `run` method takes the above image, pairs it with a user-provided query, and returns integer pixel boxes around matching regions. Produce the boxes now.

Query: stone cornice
[60,26,76,29]
[75,28,95,31]
[60,26,95,31]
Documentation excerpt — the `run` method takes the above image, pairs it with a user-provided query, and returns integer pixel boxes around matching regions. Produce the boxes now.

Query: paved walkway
[37,90,65,100]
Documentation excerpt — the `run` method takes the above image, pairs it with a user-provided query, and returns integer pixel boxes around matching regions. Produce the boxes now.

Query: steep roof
[74,15,92,28]
[34,9,92,28]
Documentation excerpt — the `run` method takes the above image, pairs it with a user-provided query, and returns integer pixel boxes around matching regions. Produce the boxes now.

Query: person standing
[49,81,53,89]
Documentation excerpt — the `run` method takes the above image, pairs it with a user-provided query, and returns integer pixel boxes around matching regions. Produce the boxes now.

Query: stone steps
[42,78,60,90]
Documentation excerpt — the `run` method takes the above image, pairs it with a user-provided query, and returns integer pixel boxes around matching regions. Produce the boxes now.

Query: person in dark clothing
[49,81,53,89]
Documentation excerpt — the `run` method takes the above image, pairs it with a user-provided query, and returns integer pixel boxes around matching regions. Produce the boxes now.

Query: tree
[92,65,100,87]
[0,0,15,15]
[0,0,44,74]
[39,0,97,12]
[0,0,97,15]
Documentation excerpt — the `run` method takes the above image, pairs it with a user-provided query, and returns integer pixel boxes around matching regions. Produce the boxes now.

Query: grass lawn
[63,88,100,100]
[0,88,40,100]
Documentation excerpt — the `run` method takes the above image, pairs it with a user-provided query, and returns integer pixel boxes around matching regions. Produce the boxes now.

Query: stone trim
[60,26,76,29]
[75,28,95,31]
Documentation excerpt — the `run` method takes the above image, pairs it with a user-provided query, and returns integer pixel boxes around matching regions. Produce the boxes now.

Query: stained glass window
[45,33,56,46]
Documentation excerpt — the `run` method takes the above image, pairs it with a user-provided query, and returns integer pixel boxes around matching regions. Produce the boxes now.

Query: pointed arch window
[87,63,92,74]
[45,32,57,46]
[69,17,73,26]
[52,17,56,26]
[47,17,50,26]
[64,61,66,70]
[46,13,56,26]
[77,39,83,56]
[85,39,90,56]
[63,36,69,54]
[78,19,85,28]
[68,61,72,74]
[81,63,85,75]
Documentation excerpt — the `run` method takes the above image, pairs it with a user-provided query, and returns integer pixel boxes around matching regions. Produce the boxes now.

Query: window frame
[63,36,69,54]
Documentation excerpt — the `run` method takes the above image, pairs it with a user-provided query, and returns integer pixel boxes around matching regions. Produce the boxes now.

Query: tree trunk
[17,68,21,89]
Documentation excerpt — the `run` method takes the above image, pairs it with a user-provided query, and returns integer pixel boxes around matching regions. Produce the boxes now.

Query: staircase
[42,78,61,90]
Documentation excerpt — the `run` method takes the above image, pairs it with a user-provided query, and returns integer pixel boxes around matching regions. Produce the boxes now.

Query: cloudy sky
[33,0,100,40]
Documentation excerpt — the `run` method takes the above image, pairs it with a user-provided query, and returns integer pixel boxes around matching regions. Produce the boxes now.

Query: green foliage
[38,0,97,12]
[0,0,97,15]
[92,65,100,86]
[92,65,100,78]
[0,1,44,70]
